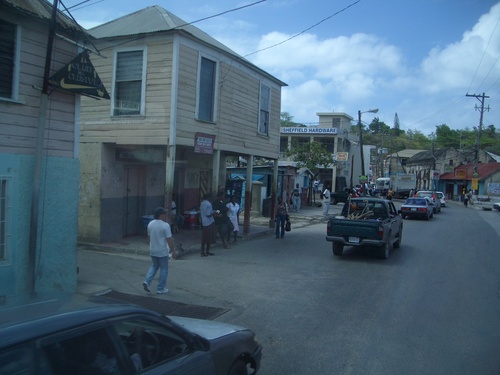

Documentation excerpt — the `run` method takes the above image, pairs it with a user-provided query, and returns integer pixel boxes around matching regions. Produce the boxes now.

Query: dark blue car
[0,300,262,375]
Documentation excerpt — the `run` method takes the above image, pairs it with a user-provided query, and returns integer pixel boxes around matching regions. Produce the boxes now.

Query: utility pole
[465,92,490,183]
[28,0,59,296]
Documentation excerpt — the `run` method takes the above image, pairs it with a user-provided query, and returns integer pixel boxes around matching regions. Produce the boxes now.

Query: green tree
[280,112,304,127]
[285,141,336,174]
[435,124,460,148]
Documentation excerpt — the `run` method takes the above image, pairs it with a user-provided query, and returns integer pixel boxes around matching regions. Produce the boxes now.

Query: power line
[65,0,103,11]
[173,0,266,30]
[467,11,500,94]
[244,0,361,57]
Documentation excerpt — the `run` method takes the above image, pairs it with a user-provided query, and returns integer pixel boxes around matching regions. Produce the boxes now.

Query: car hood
[168,316,248,341]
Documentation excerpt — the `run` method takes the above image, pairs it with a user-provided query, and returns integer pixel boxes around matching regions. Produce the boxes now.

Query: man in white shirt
[143,207,176,294]
[322,185,331,215]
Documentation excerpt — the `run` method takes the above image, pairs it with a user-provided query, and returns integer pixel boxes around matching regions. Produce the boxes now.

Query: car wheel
[332,243,344,256]
[228,359,248,375]
[332,197,338,205]
[380,239,390,259]
[393,227,402,249]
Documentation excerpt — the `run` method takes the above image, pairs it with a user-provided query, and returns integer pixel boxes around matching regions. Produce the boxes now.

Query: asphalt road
[77,202,500,374]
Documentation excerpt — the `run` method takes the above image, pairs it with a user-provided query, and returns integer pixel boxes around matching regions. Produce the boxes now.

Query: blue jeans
[145,256,169,291]
[275,214,286,238]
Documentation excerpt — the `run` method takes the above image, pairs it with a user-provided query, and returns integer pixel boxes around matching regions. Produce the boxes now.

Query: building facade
[78,6,286,243]
[405,147,497,197]
[279,112,361,192]
[0,0,86,304]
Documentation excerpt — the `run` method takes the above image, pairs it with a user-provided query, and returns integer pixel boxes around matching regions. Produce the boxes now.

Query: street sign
[336,152,348,161]
[432,170,440,180]
[472,178,478,190]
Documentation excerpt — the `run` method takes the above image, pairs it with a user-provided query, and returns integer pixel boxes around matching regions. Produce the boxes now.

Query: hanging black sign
[49,50,110,99]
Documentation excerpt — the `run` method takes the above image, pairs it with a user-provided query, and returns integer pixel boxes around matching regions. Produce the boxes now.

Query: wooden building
[0,0,88,303]
[78,6,286,243]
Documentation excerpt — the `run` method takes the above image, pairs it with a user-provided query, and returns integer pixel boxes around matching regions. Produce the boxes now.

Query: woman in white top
[226,196,240,243]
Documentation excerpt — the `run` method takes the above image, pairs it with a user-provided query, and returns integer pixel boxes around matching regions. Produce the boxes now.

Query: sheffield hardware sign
[280,127,339,134]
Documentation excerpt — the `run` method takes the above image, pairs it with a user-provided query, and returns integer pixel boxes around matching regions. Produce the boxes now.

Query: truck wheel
[393,229,402,249]
[379,239,390,259]
[332,243,343,256]
[332,197,338,205]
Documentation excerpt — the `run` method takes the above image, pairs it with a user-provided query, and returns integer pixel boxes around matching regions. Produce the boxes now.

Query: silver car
[416,191,441,213]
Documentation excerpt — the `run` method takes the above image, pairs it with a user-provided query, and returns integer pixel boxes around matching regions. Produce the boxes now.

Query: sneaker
[156,288,169,294]
[142,282,151,293]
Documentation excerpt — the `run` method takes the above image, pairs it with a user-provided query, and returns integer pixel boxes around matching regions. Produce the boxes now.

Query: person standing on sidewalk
[200,193,216,256]
[213,191,231,249]
[275,196,289,239]
[226,195,240,244]
[292,183,301,212]
[322,185,331,215]
[143,207,176,295]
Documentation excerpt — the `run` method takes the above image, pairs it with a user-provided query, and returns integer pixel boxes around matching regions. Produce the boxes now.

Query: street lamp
[358,108,379,177]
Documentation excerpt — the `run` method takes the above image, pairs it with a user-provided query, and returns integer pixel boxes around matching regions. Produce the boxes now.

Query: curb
[78,214,331,258]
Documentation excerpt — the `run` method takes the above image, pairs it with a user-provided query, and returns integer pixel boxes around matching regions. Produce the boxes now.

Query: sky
[66,0,500,136]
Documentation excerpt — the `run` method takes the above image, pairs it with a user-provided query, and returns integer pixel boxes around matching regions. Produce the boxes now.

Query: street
[77,202,500,374]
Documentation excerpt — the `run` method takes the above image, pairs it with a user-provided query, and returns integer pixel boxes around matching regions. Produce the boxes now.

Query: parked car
[415,191,441,213]
[399,197,434,220]
[0,302,262,375]
[436,191,447,207]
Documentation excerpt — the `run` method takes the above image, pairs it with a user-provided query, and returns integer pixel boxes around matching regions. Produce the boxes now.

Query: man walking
[143,207,176,294]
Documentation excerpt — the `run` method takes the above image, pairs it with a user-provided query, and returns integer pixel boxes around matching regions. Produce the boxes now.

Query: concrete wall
[0,154,79,305]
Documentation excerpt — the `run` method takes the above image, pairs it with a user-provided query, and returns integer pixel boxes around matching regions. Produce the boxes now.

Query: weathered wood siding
[0,9,78,158]
[80,34,174,145]
[80,32,283,159]
[175,42,282,159]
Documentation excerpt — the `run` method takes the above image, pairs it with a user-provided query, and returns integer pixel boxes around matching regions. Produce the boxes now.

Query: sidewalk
[78,202,341,257]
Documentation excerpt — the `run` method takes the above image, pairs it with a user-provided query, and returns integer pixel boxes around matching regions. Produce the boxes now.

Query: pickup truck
[330,188,357,205]
[325,197,403,259]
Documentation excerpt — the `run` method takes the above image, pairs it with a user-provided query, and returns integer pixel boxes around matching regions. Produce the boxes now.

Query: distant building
[279,112,363,191]
[406,147,498,198]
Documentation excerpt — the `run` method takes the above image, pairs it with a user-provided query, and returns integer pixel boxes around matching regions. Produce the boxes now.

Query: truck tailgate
[329,218,383,239]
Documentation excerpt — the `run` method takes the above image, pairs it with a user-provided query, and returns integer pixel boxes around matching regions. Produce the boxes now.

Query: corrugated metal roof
[387,149,426,159]
[1,0,85,34]
[406,148,450,163]
[88,5,286,86]
[486,151,500,162]
[440,162,500,181]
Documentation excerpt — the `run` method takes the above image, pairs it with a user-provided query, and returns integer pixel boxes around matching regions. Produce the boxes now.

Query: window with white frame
[0,177,10,262]
[113,50,145,116]
[259,84,270,135]
[0,19,19,100]
[197,56,217,122]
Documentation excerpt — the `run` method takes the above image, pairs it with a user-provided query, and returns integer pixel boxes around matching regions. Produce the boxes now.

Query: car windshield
[417,192,432,197]
[405,198,426,206]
